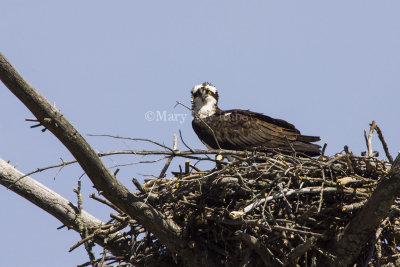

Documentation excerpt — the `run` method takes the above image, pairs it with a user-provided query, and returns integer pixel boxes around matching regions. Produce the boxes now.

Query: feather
[192,109,321,156]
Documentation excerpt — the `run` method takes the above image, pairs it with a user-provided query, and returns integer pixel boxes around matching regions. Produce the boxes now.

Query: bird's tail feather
[292,141,321,157]
[297,135,321,143]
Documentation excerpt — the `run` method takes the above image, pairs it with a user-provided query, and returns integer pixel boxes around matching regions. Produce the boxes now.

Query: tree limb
[0,158,129,257]
[0,52,219,266]
[328,153,400,266]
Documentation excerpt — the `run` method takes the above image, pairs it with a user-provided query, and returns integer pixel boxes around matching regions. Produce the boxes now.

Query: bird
[191,82,321,156]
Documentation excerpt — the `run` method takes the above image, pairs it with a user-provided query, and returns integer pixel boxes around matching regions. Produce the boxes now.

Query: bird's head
[191,82,219,118]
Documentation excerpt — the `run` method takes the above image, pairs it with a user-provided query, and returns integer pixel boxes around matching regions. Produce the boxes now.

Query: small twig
[189,163,202,172]
[179,129,195,153]
[70,230,98,253]
[318,168,326,213]
[364,120,376,157]
[73,181,96,265]
[342,201,367,212]
[173,133,178,152]
[89,193,124,214]
[99,248,107,267]
[323,154,346,167]
[375,124,393,163]
[174,100,191,111]
[108,156,168,168]
[132,178,146,193]
[25,117,47,131]
[344,146,355,174]
[7,158,74,189]
[159,156,174,178]
[184,160,190,174]
[76,256,117,267]
[88,134,173,152]
[321,143,328,157]
[363,121,377,173]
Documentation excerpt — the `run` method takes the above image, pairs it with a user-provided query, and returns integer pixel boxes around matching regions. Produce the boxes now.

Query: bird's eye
[207,90,212,95]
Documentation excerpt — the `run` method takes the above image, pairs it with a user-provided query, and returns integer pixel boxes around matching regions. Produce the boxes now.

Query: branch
[375,124,393,163]
[364,120,376,157]
[0,52,218,266]
[0,158,128,257]
[328,153,400,266]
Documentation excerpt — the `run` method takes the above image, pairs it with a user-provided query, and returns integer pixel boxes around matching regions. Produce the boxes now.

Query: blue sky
[1,1,399,266]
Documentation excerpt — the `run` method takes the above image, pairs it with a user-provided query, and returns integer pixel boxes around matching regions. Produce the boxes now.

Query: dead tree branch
[0,158,129,258]
[375,124,393,163]
[0,52,219,267]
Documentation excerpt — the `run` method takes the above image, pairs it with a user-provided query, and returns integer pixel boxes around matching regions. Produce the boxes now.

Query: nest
[124,150,399,266]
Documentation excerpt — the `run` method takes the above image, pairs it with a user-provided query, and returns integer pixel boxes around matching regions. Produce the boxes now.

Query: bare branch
[88,134,173,152]
[375,124,393,163]
[0,53,216,265]
[364,120,376,157]
[0,158,129,258]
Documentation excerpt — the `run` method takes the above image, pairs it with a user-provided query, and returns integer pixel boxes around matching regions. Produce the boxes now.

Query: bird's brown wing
[193,109,313,151]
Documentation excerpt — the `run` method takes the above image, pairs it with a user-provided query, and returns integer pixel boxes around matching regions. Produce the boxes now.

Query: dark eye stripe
[193,88,217,99]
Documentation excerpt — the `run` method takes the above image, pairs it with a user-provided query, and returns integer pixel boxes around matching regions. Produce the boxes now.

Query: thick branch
[0,53,195,258]
[0,158,128,257]
[329,153,400,266]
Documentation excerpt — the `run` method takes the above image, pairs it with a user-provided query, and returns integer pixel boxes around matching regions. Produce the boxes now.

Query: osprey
[191,82,321,156]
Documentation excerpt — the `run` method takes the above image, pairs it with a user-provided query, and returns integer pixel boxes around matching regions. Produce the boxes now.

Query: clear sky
[1,1,399,266]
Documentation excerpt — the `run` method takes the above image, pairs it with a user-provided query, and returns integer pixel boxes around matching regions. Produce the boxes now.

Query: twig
[132,178,146,194]
[364,120,376,157]
[159,156,174,178]
[375,124,393,163]
[76,256,117,267]
[89,193,124,214]
[73,180,96,264]
[7,158,74,189]
[344,146,355,174]
[179,129,195,153]
[364,121,377,173]
[321,143,328,157]
[173,133,178,151]
[88,134,173,152]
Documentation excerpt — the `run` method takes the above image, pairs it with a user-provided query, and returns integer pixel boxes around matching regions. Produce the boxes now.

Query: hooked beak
[200,94,207,101]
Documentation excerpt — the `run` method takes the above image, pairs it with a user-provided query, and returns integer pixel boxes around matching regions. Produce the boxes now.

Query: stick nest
[126,150,399,266]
